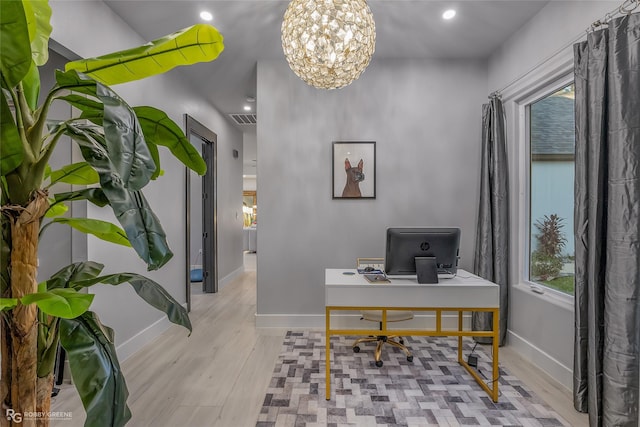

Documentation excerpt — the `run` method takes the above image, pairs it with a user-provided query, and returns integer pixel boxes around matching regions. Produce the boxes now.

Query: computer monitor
[384,227,460,282]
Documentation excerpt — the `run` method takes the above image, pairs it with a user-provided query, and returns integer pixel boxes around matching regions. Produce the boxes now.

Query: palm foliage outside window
[529,83,575,295]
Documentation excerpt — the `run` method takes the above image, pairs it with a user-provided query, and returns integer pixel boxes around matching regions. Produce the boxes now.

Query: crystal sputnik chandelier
[281,0,376,90]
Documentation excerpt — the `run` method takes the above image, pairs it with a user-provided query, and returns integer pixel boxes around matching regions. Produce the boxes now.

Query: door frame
[184,114,218,312]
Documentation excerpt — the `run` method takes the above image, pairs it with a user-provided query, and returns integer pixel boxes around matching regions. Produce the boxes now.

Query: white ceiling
[103,0,549,130]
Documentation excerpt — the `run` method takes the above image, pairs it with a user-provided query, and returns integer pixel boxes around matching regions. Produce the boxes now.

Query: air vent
[229,113,257,125]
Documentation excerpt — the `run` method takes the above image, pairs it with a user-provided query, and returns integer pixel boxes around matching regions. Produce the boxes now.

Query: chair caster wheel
[353,346,360,353]
[399,338,404,344]
[375,360,383,367]
[407,355,414,362]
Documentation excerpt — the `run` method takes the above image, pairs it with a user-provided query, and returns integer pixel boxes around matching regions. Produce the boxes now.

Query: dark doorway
[185,115,218,312]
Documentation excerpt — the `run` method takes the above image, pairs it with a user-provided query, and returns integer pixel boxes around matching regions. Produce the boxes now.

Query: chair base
[352,335,413,367]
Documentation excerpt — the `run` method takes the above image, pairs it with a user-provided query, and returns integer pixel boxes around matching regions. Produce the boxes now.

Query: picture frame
[332,141,376,199]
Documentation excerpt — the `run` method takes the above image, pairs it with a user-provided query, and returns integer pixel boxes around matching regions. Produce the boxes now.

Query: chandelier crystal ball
[281,0,376,90]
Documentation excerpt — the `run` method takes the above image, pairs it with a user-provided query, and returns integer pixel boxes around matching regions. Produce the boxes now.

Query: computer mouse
[364,266,375,272]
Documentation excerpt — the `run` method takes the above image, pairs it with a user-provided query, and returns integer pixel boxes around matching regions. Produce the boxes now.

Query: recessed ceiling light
[442,9,456,20]
[200,11,213,21]
[243,105,251,111]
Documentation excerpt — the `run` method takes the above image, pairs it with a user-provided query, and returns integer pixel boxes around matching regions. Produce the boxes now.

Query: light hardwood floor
[52,254,587,426]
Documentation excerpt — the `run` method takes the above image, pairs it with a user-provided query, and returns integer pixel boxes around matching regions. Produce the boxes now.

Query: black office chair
[352,309,414,367]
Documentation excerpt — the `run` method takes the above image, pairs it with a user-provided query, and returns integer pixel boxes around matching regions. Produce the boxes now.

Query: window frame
[518,73,575,303]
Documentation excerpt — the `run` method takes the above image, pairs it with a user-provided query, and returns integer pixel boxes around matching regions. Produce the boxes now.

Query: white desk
[325,268,500,402]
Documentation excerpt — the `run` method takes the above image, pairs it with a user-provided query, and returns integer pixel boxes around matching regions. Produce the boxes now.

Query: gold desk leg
[492,308,500,402]
[456,308,499,403]
[325,306,331,400]
[458,310,463,364]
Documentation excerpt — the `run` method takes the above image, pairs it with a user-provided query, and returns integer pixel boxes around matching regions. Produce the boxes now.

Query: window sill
[512,281,575,311]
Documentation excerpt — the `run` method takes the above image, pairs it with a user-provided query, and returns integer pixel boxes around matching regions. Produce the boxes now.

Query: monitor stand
[415,256,438,284]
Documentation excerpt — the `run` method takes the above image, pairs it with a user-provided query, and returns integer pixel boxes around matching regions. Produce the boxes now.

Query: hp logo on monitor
[420,241,430,251]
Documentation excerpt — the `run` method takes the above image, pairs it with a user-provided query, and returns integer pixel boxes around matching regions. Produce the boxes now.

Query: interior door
[201,139,217,294]
[185,115,218,311]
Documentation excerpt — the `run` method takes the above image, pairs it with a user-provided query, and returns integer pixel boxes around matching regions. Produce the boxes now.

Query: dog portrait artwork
[342,158,365,198]
[332,141,376,199]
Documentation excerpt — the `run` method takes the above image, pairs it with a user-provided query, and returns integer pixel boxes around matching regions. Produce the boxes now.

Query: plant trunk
[5,193,49,427]
[35,375,54,427]
[1,316,12,427]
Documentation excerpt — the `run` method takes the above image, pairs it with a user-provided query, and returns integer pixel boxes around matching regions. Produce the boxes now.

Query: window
[528,83,575,295]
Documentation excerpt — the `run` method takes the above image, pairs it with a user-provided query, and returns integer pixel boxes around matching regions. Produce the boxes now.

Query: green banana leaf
[0,0,31,88]
[60,312,132,427]
[73,272,191,332]
[36,311,59,377]
[50,161,100,185]
[54,68,98,97]
[22,0,52,67]
[0,298,18,310]
[57,93,103,126]
[51,218,131,247]
[65,24,224,86]
[44,202,67,218]
[54,70,156,191]
[96,81,156,191]
[134,106,206,176]
[147,140,162,180]
[21,288,94,319]
[43,261,104,291]
[17,0,51,109]
[58,95,160,178]
[0,90,24,175]
[22,60,40,110]
[53,188,109,208]
[66,123,172,270]
[58,97,205,177]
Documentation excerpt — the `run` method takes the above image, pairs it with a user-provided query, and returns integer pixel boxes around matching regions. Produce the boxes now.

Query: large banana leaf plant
[0,1,224,425]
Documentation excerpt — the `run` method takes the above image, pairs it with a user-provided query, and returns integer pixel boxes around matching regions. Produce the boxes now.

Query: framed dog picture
[332,141,376,199]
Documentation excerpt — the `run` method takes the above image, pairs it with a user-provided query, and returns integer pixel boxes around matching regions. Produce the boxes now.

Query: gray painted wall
[256,58,487,319]
[243,131,258,177]
[49,0,244,358]
[488,1,616,93]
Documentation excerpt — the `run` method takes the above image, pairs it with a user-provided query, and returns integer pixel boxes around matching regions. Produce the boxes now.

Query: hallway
[52,253,285,426]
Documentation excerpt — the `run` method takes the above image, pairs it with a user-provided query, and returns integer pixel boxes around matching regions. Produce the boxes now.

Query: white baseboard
[255,313,325,328]
[507,329,573,391]
[219,266,244,291]
[116,303,188,362]
[255,312,472,330]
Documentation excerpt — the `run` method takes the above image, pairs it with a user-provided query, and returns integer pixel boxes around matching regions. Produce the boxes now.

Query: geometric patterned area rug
[257,331,570,427]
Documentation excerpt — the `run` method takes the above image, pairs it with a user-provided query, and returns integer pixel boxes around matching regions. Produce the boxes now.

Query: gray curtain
[472,95,509,346]
[573,13,640,427]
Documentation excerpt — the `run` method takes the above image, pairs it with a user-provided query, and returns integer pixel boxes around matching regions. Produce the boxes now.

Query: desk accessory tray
[363,273,390,283]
